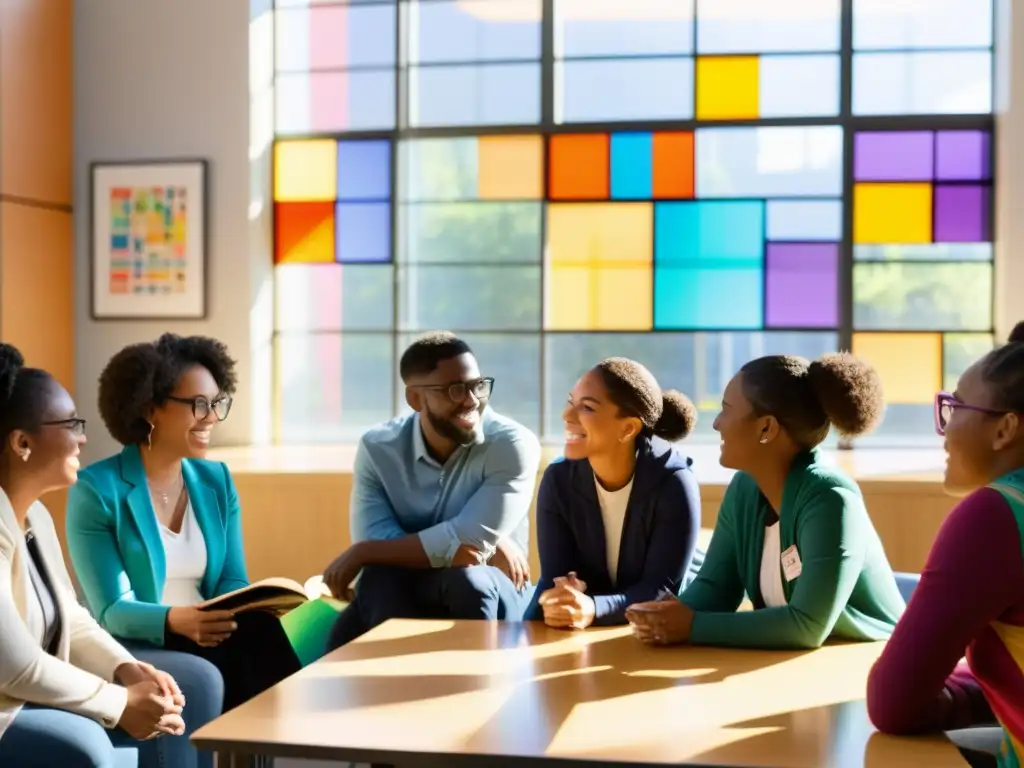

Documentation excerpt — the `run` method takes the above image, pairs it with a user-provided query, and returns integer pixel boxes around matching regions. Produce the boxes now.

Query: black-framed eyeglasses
[166,395,233,421]
[41,418,87,436]
[410,377,494,404]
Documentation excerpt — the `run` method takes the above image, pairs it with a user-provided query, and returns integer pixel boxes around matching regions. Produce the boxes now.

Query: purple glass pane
[765,243,839,328]
[936,131,991,181]
[934,185,990,243]
[335,202,392,262]
[854,131,933,181]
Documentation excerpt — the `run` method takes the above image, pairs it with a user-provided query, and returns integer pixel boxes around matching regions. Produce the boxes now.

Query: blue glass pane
[410,64,540,127]
[337,140,391,201]
[766,200,843,241]
[695,126,843,198]
[555,0,695,57]
[556,58,694,123]
[610,133,653,200]
[335,202,391,263]
[412,0,541,63]
[654,201,763,330]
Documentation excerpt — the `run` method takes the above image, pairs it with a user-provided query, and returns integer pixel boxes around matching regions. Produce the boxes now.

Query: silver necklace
[150,473,183,508]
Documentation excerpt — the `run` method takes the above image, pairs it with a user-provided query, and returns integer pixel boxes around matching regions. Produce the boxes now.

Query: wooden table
[193,619,964,767]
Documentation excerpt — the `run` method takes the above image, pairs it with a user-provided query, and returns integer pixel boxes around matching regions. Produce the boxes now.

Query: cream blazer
[0,489,135,741]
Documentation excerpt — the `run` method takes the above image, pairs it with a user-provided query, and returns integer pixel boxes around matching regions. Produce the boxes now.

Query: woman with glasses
[867,326,1024,768]
[65,335,300,760]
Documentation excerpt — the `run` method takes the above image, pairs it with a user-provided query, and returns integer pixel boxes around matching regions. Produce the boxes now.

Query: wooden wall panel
[0,0,73,205]
[0,204,74,391]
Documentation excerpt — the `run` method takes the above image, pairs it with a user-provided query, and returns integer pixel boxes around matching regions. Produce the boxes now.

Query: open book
[197,577,311,614]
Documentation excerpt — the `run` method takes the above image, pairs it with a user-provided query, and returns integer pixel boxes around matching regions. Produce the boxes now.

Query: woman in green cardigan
[626,353,905,650]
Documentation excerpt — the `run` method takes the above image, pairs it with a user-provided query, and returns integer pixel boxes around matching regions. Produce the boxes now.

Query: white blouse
[594,476,633,584]
[759,522,788,608]
[158,500,207,607]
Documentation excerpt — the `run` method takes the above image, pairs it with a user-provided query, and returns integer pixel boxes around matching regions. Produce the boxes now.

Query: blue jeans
[119,642,225,768]
[0,705,137,768]
[328,564,532,650]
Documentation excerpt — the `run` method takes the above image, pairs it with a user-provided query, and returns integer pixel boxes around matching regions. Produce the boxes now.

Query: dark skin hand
[625,596,696,645]
[323,536,529,600]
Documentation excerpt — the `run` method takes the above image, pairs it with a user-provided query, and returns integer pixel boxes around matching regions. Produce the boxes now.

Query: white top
[760,522,788,608]
[158,500,207,607]
[594,476,633,584]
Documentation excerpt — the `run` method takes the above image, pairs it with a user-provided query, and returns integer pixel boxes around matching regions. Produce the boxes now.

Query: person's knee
[50,720,120,768]
[441,566,502,618]
[166,653,225,724]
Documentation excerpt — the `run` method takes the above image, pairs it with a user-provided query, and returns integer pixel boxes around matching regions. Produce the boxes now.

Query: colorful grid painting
[108,186,189,295]
[269,0,996,444]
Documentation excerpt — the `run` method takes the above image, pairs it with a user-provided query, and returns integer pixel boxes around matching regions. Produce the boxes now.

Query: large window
[270,0,995,445]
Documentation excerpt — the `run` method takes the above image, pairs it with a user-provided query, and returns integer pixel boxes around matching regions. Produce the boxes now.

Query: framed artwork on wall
[90,159,208,320]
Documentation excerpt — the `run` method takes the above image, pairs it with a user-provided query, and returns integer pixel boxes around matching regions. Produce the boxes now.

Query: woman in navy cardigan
[526,358,703,628]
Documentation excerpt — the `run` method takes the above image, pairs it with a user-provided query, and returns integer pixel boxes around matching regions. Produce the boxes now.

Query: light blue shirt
[350,409,541,568]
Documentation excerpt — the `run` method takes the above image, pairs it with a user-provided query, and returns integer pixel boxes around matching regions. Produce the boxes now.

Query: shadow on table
[454,633,811,757]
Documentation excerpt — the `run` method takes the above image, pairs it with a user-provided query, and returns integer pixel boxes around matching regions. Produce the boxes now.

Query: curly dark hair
[593,357,697,442]
[978,322,1024,413]
[399,332,473,382]
[0,343,58,452]
[740,352,884,449]
[98,333,237,445]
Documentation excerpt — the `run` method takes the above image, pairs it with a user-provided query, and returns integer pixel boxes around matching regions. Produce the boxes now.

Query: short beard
[427,406,479,446]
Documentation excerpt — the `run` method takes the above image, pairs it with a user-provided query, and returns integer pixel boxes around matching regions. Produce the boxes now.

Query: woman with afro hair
[627,352,905,651]
[64,335,301,748]
[525,358,703,629]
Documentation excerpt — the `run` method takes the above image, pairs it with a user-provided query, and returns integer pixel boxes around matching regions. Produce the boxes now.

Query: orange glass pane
[652,132,694,198]
[852,332,941,405]
[549,134,609,200]
[478,135,543,199]
[275,202,336,264]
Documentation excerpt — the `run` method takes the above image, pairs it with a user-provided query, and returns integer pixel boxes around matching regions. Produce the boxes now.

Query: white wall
[73,0,272,462]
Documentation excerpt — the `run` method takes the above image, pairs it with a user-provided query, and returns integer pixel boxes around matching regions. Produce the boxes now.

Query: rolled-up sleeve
[418,432,541,568]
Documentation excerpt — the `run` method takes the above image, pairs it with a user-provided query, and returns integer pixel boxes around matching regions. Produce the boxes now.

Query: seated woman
[525,358,702,629]
[627,353,904,649]
[0,343,194,768]
[65,334,300,720]
[867,325,1024,768]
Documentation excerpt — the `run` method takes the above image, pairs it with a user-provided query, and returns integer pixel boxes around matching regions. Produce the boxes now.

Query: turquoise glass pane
[610,132,653,200]
[654,201,764,329]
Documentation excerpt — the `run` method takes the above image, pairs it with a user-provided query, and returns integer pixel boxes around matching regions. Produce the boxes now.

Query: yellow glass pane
[854,183,932,244]
[478,136,543,199]
[594,268,652,330]
[852,332,942,405]
[546,265,589,330]
[696,56,759,120]
[547,203,653,267]
[546,266,653,331]
[274,140,337,202]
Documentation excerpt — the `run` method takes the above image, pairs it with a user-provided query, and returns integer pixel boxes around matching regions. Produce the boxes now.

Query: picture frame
[90,159,209,320]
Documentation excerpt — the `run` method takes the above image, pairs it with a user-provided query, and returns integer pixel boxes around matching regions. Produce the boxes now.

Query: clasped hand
[115,662,186,740]
[538,572,595,630]
[625,595,694,645]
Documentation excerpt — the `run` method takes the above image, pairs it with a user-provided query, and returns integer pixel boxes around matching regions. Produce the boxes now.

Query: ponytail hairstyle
[740,352,885,449]
[593,357,698,442]
[977,321,1024,413]
[0,343,56,454]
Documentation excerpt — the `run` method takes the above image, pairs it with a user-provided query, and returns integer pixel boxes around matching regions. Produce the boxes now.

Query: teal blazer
[65,445,249,646]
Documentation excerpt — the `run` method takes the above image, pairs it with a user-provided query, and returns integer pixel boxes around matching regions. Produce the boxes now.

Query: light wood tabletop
[193,619,964,768]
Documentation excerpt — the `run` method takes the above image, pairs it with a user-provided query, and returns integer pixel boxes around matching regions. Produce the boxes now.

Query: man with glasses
[324,332,542,648]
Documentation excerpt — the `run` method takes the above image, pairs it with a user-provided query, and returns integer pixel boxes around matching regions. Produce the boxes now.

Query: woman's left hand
[538,573,596,630]
[625,598,695,645]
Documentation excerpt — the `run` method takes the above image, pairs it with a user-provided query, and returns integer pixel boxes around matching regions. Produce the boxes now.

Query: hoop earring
[146,422,154,449]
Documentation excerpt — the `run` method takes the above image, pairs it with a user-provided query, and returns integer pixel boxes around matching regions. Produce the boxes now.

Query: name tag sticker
[781,545,802,582]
